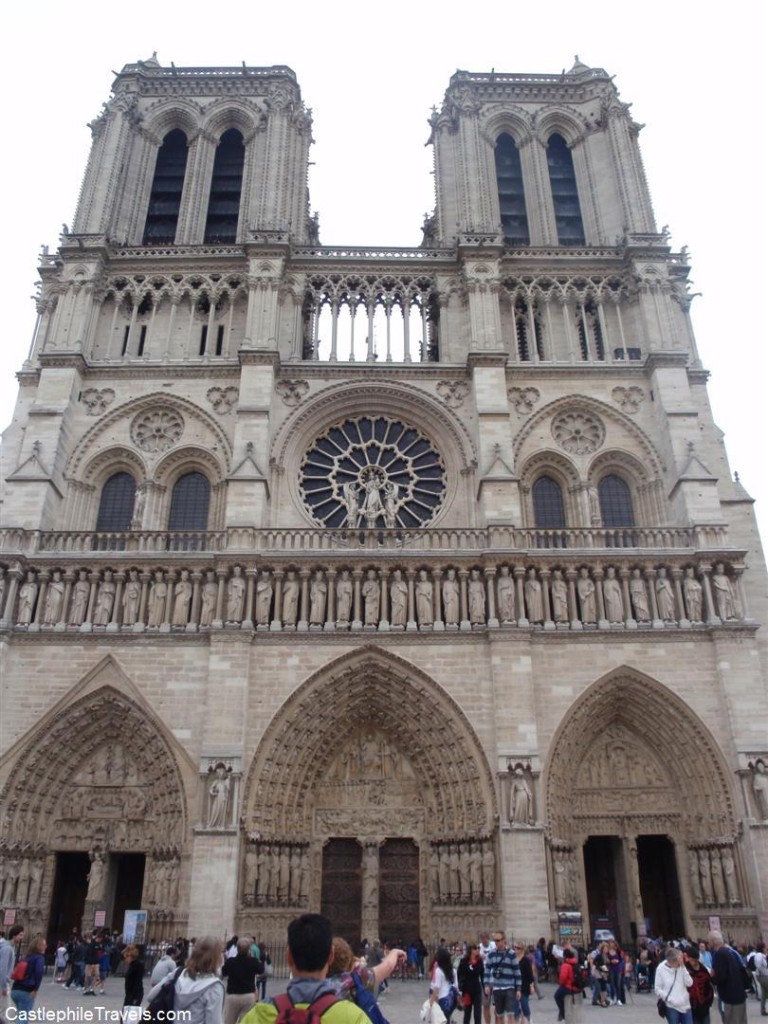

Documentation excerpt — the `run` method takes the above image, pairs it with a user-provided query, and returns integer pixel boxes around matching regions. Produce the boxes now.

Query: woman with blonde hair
[147,935,226,1024]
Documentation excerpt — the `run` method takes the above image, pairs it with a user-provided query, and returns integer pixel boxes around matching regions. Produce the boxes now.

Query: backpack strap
[307,993,340,1018]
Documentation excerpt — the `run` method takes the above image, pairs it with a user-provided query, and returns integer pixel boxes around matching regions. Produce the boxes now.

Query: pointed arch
[0,654,195,852]
[242,647,498,837]
[544,665,737,844]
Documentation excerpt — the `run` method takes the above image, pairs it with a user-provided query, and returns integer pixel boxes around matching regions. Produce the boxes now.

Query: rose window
[551,410,605,455]
[131,408,185,452]
[299,416,446,528]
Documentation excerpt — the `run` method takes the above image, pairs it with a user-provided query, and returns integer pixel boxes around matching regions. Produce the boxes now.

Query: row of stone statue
[0,851,45,907]
[1,561,743,631]
[429,839,496,904]
[689,845,741,907]
[145,855,181,908]
[242,842,310,905]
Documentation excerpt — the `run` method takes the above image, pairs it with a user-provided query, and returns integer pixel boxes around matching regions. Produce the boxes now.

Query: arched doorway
[545,667,754,943]
[0,657,191,943]
[239,647,500,947]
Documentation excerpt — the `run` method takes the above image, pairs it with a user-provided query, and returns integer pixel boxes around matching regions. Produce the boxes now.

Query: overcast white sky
[2,0,766,546]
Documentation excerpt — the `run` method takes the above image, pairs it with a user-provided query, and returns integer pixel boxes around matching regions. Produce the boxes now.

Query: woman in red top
[554,949,580,1022]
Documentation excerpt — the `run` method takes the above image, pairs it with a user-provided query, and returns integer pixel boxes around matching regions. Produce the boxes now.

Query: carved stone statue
[577,567,596,622]
[207,765,231,828]
[721,847,739,904]
[415,569,433,626]
[698,848,714,904]
[336,570,353,624]
[148,570,167,626]
[481,844,495,901]
[751,759,768,820]
[629,568,650,622]
[384,481,398,529]
[551,570,568,623]
[442,568,460,625]
[362,569,380,625]
[524,568,543,623]
[282,571,300,625]
[553,850,567,906]
[496,565,514,622]
[18,572,38,625]
[655,567,676,621]
[712,564,736,620]
[309,570,326,625]
[683,567,703,621]
[458,842,471,900]
[587,484,602,527]
[93,570,116,626]
[362,472,384,528]
[226,566,246,622]
[255,571,272,625]
[362,844,378,908]
[468,569,485,624]
[509,766,533,824]
[87,851,105,899]
[438,846,449,900]
[122,569,141,626]
[603,566,624,622]
[710,849,726,905]
[390,569,407,627]
[43,570,65,625]
[342,481,360,528]
[469,842,483,900]
[200,571,217,627]
[172,569,192,626]
[689,848,702,905]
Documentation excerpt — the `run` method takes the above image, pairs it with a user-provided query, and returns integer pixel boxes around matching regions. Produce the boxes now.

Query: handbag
[461,993,472,1008]
[11,960,28,982]
[657,968,677,1018]
[122,1008,143,1024]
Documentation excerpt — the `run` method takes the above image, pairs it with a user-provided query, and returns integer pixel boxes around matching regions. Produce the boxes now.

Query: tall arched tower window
[495,134,529,245]
[143,129,189,245]
[168,472,211,531]
[533,476,566,528]
[95,472,136,532]
[204,129,245,244]
[599,474,635,527]
[547,133,585,245]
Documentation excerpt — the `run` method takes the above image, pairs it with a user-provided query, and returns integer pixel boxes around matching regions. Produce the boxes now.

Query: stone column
[485,567,498,628]
[458,568,470,631]
[29,571,50,632]
[324,569,336,631]
[594,567,608,629]
[243,568,256,630]
[619,567,635,630]
[540,567,554,630]
[137,571,151,631]
[699,564,720,625]
[108,571,125,632]
[270,570,284,631]
[621,833,647,942]
[189,570,203,632]
[351,570,363,630]
[406,569,418,632]
[161,570,175,633]
[671,567,689,628]
[514,567,528,627]
[82,572,100,632]
[379,568,390,631]
[59,570,75,629]
[0,566,22,627]
[645,568,662,628]
[432,567,444,631]
[566,569,581,630]
[298,569,310,632]
[213,569,227,629]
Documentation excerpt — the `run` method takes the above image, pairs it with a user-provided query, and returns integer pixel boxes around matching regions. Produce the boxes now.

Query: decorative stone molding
[130,408,185,453]
[436,380,469,408]
[508,386,540,416]
[206,386,239,414]
[612,385,645,413]
[81,388,116,416]
[551,409,605,455]
[276,380,310,407]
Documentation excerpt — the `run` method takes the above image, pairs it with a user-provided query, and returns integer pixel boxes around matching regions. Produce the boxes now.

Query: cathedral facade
[0,56,766,949]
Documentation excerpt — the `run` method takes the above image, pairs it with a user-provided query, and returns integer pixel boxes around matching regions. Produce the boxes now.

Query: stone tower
[0,56,765,947]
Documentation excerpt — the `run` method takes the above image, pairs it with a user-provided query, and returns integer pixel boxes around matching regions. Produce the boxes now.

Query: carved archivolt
[545,666,737,844]
[242,647,498,838]
[515,394,664,478]
[67,392,232,482]
[0,659,189,855]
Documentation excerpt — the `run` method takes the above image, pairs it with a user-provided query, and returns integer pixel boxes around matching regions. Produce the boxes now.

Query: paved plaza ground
[8,974,710,1024]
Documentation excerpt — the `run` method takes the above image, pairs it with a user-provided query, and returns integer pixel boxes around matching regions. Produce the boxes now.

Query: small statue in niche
[207,763,232,828]
[509,764,534,825]
[751,758,768,820]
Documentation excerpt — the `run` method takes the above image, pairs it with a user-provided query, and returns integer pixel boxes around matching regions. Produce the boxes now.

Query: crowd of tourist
[1,918,766,1024]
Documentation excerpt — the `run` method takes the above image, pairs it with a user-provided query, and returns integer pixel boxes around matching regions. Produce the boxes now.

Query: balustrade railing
[0,523,731,556]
